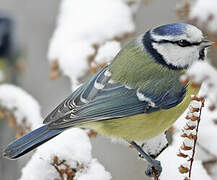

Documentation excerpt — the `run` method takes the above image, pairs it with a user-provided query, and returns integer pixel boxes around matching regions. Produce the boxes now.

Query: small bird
[3,23,212,177]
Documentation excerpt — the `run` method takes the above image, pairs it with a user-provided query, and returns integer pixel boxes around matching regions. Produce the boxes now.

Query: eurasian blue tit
[3,23,212,177]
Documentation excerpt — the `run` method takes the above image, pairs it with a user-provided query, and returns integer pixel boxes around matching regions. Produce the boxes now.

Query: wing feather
[45,66,186,129]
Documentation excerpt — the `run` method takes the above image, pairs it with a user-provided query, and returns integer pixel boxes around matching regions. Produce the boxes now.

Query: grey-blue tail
[3,124,63,159]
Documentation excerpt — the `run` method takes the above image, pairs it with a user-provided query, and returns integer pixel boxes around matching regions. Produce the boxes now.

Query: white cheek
[152,43,199,67]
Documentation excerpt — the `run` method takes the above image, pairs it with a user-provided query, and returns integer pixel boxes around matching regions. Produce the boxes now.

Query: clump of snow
[0,84,42,129]
[183,61,217,108]
[195,102,217,158]
[94,41,121,65]
[19,128,111,180]
[48,0,136,87]
[75,159,111,180]
[137,133,168,157]
[190,0,217,33]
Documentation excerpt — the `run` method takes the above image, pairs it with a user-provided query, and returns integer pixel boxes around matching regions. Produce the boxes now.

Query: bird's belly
[85,85,200,141]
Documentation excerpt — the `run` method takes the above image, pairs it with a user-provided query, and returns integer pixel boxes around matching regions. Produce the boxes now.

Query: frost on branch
[19,128,111,180]
[48,0,137,88]
[0,84,42,137]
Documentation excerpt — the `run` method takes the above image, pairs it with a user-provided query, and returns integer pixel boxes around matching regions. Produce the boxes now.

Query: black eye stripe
[152,39,201,47]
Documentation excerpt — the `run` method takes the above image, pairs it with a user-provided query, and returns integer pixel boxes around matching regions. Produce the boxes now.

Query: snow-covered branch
[19,128,111,180]
[158,95,212,180]
[47,0,138,88]
[0,84,111,180]
[181,61,217,110]
[0,84,42,137]
[176,0,217,37]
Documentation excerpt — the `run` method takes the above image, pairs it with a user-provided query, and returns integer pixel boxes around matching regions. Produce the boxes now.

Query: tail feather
[3,124,63,159]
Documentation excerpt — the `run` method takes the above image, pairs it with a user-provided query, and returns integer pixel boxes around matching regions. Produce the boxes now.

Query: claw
[145,160,162,177]
[138,153,144,159]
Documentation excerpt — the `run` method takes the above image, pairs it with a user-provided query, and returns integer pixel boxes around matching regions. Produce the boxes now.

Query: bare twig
[189,96,204,178]
[153,170,159,180]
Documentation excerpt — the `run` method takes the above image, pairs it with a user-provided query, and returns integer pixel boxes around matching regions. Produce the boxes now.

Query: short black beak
[201,38,213,48]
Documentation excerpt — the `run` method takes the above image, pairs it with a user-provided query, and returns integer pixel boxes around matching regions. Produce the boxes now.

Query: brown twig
[188,97,204,178]
[153,170,159,180]
[177,95,205,180]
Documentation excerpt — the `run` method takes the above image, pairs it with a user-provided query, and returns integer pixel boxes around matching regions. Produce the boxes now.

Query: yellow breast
[84,83,200,141]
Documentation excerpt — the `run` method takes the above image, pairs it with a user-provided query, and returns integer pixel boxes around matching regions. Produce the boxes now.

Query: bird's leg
[129,141,162,178]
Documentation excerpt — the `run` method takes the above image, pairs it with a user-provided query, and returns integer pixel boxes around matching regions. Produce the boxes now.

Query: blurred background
[0,0,216,180]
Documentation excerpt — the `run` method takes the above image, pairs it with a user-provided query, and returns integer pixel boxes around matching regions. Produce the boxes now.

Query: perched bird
[3,23,212,177]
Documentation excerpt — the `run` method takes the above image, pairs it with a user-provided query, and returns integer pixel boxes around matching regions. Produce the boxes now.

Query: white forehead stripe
[151,31,187,42]
[136,91,156,107]
[94,81,105,89]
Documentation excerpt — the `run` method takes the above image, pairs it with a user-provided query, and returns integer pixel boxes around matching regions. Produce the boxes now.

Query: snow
[183,138,194,148]
[190,0,217,33]
[94,41,121,65]
[184,61,217,108]
[190,100,202,109]
[48,0,135,88]
[19,128,111,180]
[75,159,112,180]
[0,84,42,130]
[137,133,168,157]
[36,128,92,165]
[196,104,217,158]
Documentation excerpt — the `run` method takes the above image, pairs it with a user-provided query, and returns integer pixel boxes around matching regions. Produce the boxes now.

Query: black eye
[177,39,191,47]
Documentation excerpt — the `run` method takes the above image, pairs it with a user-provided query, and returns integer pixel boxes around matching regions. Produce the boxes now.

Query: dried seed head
[87,129,98,138]
[181,143,192,151]
[177,151,188,158]
[190,108,199,113]
[190,116,200,121]
[179,165,189,174]
[191,82,201,88]
[53,156,59,164]
[187,133,197,140]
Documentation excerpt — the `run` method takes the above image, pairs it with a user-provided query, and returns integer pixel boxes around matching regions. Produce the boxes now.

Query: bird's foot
[129,141,162,178]
[145,160,162,178]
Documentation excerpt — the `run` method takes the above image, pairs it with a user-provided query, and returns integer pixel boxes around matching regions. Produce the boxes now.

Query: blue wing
[44,66,186,129]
